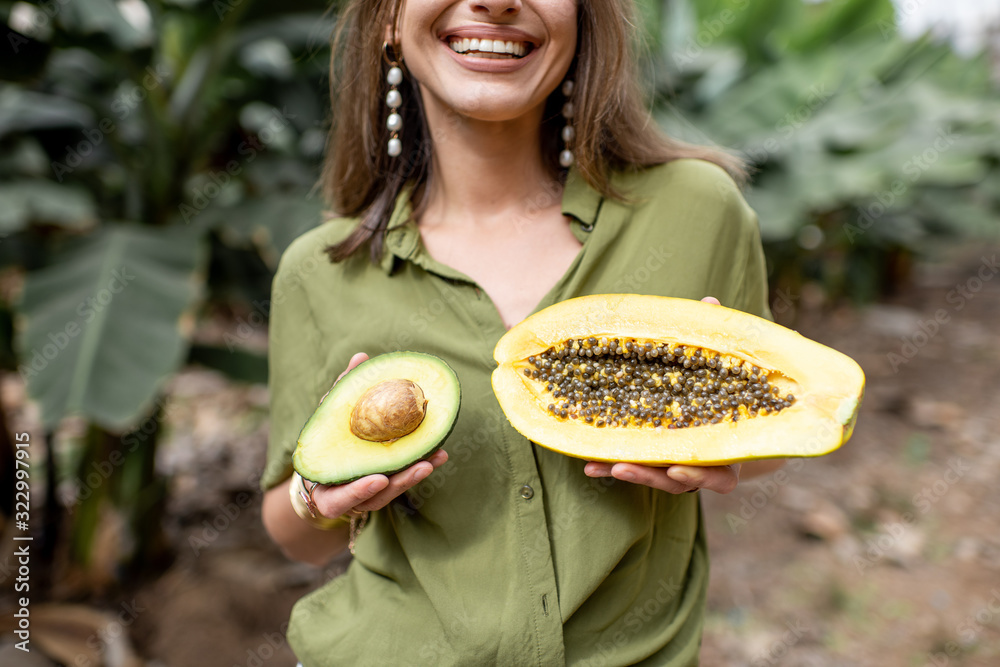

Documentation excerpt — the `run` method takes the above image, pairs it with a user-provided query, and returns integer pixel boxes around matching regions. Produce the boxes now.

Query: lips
[439,25,539,61]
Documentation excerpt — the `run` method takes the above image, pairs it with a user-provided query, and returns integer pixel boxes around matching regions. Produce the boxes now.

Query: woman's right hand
[306,352,449,519]
[264,352,449,565]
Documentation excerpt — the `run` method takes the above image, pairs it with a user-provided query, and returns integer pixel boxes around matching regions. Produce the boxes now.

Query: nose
[468,0,521,18]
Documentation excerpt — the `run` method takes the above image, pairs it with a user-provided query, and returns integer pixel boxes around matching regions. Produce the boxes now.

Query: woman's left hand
[583,461,741,494]
[583,295,741,495]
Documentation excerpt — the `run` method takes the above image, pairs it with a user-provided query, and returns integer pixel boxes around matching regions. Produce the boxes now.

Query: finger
[356,449,451,512]
[611,463,697,494]
[311,474,389,518]
[667,464,741,494]
[701,296,721,306]
[338,352,369,382]
[318,353,370,405]
[584,461,615,477]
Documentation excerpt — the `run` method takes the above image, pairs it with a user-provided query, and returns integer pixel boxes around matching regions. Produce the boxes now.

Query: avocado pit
[349,379,428,443]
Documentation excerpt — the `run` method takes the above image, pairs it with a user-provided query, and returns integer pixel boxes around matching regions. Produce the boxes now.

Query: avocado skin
[293,352,462,485]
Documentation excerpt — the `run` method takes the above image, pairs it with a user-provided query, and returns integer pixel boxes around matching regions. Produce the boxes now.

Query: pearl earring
[385,45,403,158]
[560,79,575,168]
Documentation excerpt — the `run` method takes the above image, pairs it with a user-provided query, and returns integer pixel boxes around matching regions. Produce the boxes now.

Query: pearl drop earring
[385,44,403,158]
[560,79,575,168]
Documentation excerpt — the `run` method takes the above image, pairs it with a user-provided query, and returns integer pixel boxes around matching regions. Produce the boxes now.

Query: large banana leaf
[17,225,208,430]
[0,89,95,138]
[0,180,98,234]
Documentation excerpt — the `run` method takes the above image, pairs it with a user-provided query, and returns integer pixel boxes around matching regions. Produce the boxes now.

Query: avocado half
[293,352,461,484]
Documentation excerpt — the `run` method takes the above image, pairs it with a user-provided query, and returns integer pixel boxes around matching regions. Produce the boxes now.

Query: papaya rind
[492,294,865,465]
[294,352,461,485]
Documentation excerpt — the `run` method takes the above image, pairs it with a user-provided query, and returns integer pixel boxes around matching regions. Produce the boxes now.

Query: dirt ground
[3,246,999,666]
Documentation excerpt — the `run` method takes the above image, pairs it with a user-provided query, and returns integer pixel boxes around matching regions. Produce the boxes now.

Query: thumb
[320,353,370,405]
[341,352,370,378]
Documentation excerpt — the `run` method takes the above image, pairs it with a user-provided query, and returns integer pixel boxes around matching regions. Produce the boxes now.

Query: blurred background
[0,0,998,665]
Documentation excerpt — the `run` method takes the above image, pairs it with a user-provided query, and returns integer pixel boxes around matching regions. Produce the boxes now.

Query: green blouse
[263,159,771,666]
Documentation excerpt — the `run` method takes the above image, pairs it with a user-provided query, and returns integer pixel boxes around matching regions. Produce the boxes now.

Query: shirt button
[520,485,534,500]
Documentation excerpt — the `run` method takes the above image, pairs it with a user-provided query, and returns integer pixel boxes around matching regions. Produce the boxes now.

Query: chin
[432,89,545,124]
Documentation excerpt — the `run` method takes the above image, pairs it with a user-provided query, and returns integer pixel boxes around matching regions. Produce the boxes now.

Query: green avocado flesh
[293,352,461,484]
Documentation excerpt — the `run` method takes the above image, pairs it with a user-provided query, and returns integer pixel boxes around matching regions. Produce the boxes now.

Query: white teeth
[448,37,529,57]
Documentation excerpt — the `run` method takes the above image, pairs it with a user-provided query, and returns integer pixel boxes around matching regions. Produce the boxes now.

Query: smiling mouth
[448,37,531,59]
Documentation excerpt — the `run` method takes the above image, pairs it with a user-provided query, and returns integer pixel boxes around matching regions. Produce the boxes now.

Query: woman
[262,1,784,664]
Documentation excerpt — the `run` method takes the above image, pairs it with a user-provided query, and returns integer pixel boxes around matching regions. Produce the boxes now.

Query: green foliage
[3,0,332,418]
[1,0,332,584]
[652,0,1000,303]
[18,225,207,430]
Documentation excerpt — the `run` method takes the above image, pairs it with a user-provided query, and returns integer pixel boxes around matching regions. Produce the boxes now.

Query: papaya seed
[526,337,796,430]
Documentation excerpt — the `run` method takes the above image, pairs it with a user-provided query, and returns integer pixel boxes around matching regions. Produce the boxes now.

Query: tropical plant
[645,0,1000,306]
[1,0,332,587]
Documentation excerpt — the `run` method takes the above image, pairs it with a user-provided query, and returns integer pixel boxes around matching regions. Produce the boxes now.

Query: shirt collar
[379,185,418,274]
[560,166,602,229]
[379,166,603,275]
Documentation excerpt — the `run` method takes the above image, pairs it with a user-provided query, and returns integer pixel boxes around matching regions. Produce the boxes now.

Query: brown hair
[323,0,746,264]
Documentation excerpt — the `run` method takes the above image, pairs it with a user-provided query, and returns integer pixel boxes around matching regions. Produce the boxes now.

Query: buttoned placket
[374,172,607,665]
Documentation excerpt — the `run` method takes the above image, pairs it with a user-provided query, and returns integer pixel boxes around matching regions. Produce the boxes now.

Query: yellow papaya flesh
[491,295,865,465]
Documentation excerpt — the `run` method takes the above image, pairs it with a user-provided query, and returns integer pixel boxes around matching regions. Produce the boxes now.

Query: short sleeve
[261,239,330,490]
[683,160,772,320]
[732,202,772,321]
[624,159,772,320]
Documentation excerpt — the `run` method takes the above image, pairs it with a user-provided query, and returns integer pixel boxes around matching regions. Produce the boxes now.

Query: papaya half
[492,295,865,465]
